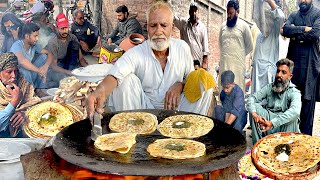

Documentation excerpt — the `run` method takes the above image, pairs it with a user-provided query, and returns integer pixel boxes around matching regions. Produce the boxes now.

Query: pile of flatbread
[26,101,74,137]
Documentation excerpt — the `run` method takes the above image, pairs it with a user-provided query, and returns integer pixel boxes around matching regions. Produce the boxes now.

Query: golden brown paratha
[94,133,136,154]
[26,101,74,136]
[109,112,158,134]
[252,132,320,180]
[157,114,214,138]
[147,138,206,159]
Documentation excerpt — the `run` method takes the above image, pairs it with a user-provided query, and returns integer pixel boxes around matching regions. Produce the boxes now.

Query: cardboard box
[99,45,123,64]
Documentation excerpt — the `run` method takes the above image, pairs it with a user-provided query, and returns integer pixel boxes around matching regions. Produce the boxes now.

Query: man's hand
[10,28,19,40]
[86,92,106,124]
[305,26,312,32]
[202,56,208,70]
[7,83,22,108]
[80,40,90,52]
[164,82,183,110]
[259,119,273,132]
[80,57,89,67]
[107,38,113,45]
[10,111,25,128]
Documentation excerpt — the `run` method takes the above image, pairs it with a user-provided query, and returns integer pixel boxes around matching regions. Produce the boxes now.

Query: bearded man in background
[282,0,320,135]
[247,58,301,144]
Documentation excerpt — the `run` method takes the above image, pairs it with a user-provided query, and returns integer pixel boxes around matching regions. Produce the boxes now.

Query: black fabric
[299,98,316,135]
[283,6,320,101]
[58,42,79,70]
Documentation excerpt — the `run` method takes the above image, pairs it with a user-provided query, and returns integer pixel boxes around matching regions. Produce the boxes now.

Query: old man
[0,53,41,137]
[86,1,213,119]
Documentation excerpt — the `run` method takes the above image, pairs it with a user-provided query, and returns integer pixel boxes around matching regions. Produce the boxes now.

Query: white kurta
[107,38,213,115]
[219,19,253,91]
[251,8,285,94]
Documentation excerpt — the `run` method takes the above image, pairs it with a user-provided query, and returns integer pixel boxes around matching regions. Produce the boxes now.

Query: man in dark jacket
[107,5,143,45]
[282,0,320,135]
[71,10,100,54]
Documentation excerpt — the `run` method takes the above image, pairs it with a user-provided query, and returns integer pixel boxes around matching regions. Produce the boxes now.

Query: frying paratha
[27,101,74,136]
[252,132,320,180]
[147,138,206,159]
[94,133,136,154]
[109,112,158,134]
[157,114,214,138]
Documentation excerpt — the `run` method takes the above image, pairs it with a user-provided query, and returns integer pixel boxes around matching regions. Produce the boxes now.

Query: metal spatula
[91,112,102,141]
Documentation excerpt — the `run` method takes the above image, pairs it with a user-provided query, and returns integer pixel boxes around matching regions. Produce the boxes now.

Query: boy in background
[214,70,247,132]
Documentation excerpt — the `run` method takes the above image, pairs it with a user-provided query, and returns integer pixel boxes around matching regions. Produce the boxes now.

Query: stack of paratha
[147,138,206,159]
[25,101,75,137]
[109,112,158,134]
[252,132,320,180]
[157,114,214,138]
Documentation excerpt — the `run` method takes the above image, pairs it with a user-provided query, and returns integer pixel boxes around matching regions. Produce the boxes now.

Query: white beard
[148,35,170,51]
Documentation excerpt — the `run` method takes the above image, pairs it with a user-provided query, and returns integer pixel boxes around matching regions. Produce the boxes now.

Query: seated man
[214,70,247,132]
[107,5,143,45]
[0,53,41,137]
[87,1,213,119]
[10,22,53,97]
[247,58,301,144]
[45,13,88,88]
[71,10,100,54]
[0,13,23,53]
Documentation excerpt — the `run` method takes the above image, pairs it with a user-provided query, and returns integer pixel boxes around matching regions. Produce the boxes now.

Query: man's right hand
[107,38,113,45]
[86,92,106,124]
[80,41,90,52]
[7,83,22,108]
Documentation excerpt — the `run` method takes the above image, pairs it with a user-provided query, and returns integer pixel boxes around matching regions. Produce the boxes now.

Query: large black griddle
[53,109,246,176]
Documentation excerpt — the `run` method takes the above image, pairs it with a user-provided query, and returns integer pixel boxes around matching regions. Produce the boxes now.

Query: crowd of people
[0,0,319,147]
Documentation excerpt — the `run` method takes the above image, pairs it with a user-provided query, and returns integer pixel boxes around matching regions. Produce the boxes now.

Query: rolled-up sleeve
[0,103,15,132]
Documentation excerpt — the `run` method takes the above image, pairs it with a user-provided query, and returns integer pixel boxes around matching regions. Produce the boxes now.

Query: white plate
[46,88,59,96]
[72,64,113,82]
[0,141,31,161]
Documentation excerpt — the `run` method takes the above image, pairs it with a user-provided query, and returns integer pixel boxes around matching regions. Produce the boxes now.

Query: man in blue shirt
[214,70,247,132]
[10,22,53,97]
[0,53,41,137]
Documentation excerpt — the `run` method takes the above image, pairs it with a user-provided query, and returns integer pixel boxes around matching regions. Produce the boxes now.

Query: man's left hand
[164,82,183,110]
[10,111,25,128]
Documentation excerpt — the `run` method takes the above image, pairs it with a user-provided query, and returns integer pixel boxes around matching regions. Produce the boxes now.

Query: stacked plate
[23,102,83,138]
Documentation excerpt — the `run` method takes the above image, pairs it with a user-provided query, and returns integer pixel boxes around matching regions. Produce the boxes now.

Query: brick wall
[101,0,254,75]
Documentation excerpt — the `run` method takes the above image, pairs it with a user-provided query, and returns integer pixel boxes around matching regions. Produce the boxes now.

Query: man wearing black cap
[107,5,143,45]
[173,3,209,70]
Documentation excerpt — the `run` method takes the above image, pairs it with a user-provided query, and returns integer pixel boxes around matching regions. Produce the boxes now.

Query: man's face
[75,13,85,25]
[272,65,292,93]
[147,7,173,51]
[222,83,235,95]
[26,31,39,46]
[226,7,238,27]
[0,67,18,86]
[4,20,14,34]
[57,27,69,39]
[299,0,312,13]
[116,12,128,22]
[189,7,198,22]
